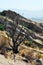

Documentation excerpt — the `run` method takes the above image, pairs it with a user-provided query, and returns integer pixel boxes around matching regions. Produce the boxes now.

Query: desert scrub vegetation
[0,11,6,16]
[24,41,33,47]
[0,24,5,30]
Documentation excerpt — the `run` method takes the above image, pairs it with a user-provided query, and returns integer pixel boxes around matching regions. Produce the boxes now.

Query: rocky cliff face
[0,10,43,65]
[1,10,43,33]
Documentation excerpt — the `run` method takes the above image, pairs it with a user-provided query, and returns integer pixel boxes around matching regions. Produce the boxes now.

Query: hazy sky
[0,0,43,11]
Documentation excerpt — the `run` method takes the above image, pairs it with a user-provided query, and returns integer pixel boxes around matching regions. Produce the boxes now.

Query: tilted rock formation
[0,10,43,65]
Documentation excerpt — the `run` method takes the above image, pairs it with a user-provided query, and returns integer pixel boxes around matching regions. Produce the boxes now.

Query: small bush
[0,11,6,16]
[28,41,33,46]
[0,24,5,30]
[25,41,33,46]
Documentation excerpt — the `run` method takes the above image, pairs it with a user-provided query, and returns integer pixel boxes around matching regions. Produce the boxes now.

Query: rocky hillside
[0,10,43,65]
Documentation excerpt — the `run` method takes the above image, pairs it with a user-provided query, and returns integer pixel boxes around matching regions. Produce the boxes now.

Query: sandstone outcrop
[0,10,43,65]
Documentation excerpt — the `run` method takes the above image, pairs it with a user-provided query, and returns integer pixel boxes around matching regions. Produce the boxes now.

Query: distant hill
[8,9,43,22]
[12,9,43,19]
[0,8,43,20]
[31,17,43,23]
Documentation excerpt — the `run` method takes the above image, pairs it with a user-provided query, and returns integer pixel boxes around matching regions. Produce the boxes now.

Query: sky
[0,0,43,11]
[0,0,43,19]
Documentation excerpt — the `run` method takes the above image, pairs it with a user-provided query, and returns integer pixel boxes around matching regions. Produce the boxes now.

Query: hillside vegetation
[0,10,43,65]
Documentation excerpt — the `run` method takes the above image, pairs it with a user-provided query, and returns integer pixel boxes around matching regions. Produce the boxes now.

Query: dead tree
[13,26,26,53]
[10,14,25,53]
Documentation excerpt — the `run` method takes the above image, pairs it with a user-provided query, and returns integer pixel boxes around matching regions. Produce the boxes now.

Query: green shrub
[28,41,33,46]
[0,24,5,30]
[0,11,6,16]
[27,41,32,46]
